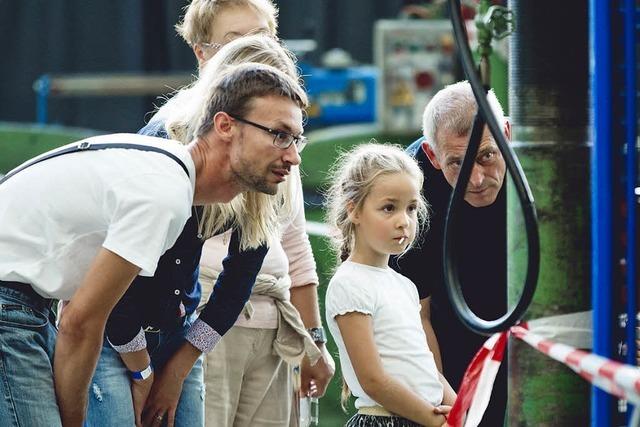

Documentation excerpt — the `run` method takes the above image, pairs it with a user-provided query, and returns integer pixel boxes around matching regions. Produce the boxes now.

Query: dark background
[0,0,407,132]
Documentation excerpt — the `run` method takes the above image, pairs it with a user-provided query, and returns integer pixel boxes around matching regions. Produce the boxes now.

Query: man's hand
[131,375,154,427]
[120,349,154,426]
[299,344,335,397]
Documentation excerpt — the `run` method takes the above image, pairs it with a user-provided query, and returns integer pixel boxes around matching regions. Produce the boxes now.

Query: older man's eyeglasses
[229,114,307,152]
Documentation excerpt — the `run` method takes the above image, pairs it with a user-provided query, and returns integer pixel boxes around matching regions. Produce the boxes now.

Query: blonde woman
[140,35,334,427]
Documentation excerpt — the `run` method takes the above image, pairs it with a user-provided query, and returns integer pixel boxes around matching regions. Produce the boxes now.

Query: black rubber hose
[443,0,540,335]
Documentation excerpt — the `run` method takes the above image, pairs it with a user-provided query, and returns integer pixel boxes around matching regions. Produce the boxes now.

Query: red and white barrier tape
[446,331,508,427]
[447,322,640,427]
[512,324,640,405]
[447,332,509,427]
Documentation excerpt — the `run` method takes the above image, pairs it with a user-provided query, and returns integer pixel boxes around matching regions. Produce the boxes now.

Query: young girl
[324,143,456,427]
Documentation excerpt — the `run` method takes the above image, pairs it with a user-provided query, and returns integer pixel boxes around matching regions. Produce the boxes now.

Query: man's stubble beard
[231,161,277,196]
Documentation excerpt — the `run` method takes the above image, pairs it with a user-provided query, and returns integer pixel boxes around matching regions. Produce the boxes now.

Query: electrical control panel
[374,19,456,134]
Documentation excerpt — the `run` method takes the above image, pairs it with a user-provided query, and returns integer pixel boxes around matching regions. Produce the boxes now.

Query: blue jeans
[0,283,61,426]
[86,314,205,427]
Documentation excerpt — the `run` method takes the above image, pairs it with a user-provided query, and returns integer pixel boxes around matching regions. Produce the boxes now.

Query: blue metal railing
[623,0,638,424]
[33,75,51,124]
[591,0,614,425]
[591,0,638,425]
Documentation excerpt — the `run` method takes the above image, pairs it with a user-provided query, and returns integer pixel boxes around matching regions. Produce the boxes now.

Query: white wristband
[129,363,153,381]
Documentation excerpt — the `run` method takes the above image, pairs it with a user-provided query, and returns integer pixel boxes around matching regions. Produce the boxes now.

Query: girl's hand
[433,404,451,415]
[427,405,451,427]
[425,412,449,427]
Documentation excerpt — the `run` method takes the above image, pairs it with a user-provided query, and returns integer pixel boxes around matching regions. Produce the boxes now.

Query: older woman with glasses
[177,0,277,69]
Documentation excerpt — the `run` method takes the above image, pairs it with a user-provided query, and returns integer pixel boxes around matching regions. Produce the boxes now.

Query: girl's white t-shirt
[325,260,444,409]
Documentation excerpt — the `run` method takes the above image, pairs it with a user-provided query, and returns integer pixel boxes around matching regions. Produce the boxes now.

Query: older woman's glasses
[200,41,223,51]
[229,114,307,152]
[199,28,273,53]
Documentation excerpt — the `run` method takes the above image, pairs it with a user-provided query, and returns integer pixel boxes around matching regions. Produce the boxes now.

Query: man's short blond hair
[176,0,278,46]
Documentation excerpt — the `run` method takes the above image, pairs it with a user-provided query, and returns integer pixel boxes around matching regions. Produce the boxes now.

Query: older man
[392,81,510,426]
[0,63,306,427]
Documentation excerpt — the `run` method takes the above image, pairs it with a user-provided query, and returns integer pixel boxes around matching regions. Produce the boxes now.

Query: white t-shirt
[0,133,195,300]
[325,260,444,409]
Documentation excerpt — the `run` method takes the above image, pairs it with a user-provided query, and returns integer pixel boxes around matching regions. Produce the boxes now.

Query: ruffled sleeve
[326,273,377,320]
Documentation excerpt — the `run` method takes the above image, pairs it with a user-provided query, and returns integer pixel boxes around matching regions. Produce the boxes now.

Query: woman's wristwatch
[307,327,327,344]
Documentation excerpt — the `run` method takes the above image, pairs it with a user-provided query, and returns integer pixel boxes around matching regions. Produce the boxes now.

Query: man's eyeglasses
[229,114,307,152]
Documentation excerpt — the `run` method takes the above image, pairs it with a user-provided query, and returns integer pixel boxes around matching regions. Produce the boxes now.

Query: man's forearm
[54,248,141,426]
[54,326,104,426]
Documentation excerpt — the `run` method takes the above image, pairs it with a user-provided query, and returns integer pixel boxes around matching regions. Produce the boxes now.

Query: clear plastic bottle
[299,396,319,426]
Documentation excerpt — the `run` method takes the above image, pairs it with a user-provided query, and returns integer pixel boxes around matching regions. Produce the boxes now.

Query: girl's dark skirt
[345,413,424,427]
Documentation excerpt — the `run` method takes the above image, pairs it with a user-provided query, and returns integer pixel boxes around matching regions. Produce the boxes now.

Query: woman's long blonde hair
[151,34,300,249]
